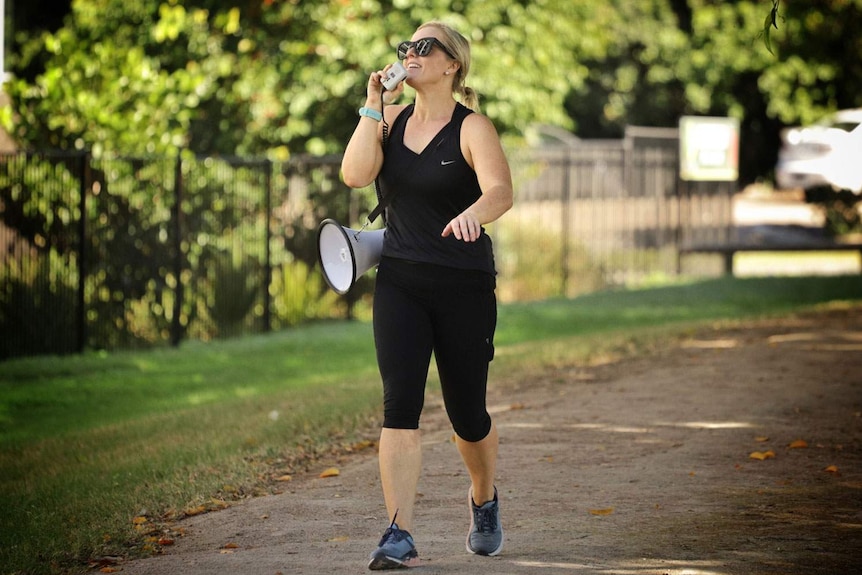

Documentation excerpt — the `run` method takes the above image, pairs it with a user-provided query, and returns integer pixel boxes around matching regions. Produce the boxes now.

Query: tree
[2,1,859,175]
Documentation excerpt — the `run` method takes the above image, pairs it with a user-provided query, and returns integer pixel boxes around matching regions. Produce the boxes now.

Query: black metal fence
[0,128,734,359]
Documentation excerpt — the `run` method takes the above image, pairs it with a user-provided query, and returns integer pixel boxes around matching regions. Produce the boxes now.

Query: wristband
[358,107,383,122]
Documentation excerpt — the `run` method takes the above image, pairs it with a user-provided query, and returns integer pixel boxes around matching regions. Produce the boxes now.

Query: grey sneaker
[466,487,504,556]
[368,516,420,570]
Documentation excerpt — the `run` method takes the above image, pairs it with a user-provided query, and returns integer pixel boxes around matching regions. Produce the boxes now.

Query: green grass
[2,275,860,574]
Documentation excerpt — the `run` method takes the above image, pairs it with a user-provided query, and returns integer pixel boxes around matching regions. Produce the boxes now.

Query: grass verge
[1,275,860,574]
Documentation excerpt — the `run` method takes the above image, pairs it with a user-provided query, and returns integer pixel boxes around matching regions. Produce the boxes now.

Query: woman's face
[403,27,456,87]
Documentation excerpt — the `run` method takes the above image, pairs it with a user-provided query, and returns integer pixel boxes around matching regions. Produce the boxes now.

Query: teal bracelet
[358,106,383,122]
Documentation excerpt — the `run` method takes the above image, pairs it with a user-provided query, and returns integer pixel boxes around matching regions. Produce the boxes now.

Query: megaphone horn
[317,218,385,295]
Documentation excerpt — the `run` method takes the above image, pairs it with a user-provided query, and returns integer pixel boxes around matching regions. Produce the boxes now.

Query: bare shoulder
[462,111,501,139]
[460,111,509,171]
[383,104,410,123]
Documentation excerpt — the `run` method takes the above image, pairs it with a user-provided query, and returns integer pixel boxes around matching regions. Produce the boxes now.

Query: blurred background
[1,0,860,358]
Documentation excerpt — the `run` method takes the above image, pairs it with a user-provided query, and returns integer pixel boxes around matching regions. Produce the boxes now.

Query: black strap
[367,98,395,225]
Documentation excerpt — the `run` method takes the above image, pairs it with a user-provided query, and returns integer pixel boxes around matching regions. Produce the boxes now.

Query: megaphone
[317,218,385,295]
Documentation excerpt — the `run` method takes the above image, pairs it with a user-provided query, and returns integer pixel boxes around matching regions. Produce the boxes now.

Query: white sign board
[679,116,740,181]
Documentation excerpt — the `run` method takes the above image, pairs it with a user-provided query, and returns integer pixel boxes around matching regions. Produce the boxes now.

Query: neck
[412,90,457,122]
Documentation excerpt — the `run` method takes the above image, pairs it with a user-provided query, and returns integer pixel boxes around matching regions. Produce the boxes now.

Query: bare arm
[442,113,514,242]
[341,69,406,189]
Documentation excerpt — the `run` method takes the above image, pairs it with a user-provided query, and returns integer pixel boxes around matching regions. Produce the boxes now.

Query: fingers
[367,71,384,99]
[369,65,405,103]
[442,213,481,242]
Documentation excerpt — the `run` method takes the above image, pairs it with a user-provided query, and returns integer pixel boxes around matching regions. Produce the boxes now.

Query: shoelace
[378,512,408,546]
[473,502,499,533]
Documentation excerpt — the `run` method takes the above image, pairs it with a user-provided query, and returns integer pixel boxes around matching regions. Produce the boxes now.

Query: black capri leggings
[373,256,497,442]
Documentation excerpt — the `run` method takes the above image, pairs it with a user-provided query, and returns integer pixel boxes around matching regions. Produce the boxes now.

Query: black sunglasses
[397,37,455,60]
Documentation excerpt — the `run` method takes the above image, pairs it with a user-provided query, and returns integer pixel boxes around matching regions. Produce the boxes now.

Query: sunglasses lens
[416,39,433,56]
[397,41,410,59]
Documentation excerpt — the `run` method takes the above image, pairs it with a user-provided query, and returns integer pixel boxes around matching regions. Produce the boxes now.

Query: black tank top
[378,103,496,275]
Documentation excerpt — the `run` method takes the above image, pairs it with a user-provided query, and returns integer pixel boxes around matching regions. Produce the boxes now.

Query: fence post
[560,152,571,296]
[170,154,184,347]
[263,159,272,333]
[76,150,89,353]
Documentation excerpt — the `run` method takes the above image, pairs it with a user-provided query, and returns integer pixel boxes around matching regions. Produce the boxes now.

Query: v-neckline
[401,104,457,157]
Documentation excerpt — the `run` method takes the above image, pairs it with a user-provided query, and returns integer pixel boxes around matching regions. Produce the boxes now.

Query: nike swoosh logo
[441,160,456,166]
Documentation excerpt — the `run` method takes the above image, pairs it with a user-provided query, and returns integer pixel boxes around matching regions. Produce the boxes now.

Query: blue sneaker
[368,516,419,570]
[466,488,504,556]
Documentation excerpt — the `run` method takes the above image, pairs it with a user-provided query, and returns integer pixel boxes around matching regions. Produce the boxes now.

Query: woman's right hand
[368,64,405,105]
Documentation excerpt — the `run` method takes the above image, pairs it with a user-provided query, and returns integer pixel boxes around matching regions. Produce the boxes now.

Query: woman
[341,21,513,570]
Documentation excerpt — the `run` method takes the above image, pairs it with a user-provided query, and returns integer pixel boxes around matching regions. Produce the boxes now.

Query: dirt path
[121,306,862,575]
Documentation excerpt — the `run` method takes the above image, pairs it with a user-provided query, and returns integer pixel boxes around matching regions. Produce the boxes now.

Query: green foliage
[271,259,342,327]
[493,216,607,302]
[5,1,859,173]
[804,187,862,237]
[757,0,862,125]
[0,252,79,358]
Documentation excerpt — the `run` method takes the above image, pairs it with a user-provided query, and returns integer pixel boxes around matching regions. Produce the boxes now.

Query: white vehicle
[775,108,862,194]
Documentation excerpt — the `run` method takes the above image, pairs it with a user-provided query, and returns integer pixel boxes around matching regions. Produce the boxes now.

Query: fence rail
[0,129,734,359]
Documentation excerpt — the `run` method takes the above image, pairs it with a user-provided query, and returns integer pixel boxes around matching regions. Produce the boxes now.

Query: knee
[452,412,492,443]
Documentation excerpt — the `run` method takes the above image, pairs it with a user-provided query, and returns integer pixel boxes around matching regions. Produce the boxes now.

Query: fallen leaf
[99,569,118,574]
[132,516,148,525]
[185,504,207,516]
[749,450,776,460]
[275,474,293,482]
[158,537,174,546]
[350,440,376,451]
[754,436,770,442]
[222,542,239,549]
[824,465,839,473]
[788,439,808,449]
[328,535,350,542]
[589,508,614,516]
[509,403,526,410]
[319,467,340,478]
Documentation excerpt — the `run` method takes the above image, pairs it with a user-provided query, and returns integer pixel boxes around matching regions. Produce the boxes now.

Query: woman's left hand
[442,211,481,242]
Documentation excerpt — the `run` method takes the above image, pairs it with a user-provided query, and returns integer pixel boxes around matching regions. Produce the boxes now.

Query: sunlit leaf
[275,474,293,482]
[185,504,207,516]
[319,467,340,478]
[788,439,808,449]
[749,450,776,460]
[824,465,839,473]
[589,508,614,516]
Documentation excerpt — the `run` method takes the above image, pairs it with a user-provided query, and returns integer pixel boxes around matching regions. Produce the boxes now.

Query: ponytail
[461,86,480,112]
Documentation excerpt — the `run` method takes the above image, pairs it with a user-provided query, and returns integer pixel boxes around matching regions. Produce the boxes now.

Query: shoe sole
[368,552,420,570]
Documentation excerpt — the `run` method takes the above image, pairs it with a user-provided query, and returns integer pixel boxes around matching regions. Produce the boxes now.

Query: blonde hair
[419,21,480,112]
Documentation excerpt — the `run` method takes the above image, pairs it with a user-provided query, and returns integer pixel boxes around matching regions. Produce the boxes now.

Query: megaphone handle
[353,220,370,241]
